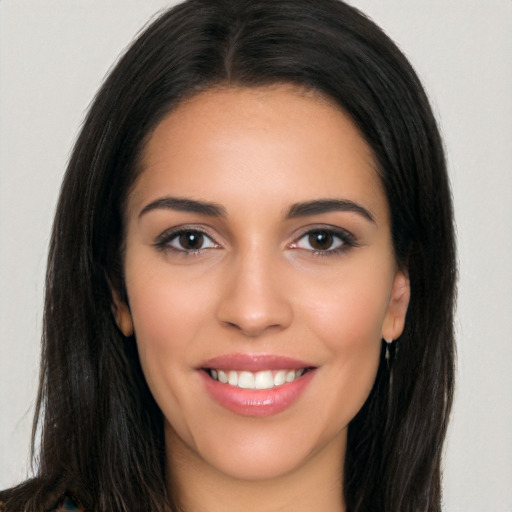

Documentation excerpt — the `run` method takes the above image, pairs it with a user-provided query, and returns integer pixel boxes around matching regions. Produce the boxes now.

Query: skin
[115,84,410,512]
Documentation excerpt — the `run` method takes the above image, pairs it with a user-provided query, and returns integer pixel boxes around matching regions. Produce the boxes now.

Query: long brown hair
[1,1,456,510]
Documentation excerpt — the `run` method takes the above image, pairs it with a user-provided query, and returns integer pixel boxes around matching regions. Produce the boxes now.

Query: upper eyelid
[156,224,218,239]
[154,230,221,259]
[290,224,355,240]
[154,225,221,249]
[289,225,358,251]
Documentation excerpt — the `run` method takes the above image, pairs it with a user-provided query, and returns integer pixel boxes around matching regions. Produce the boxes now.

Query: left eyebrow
[138,197,227,218]
[286,199,376,223]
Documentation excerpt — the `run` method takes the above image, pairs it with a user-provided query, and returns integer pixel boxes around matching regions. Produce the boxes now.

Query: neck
[165,425,347,512]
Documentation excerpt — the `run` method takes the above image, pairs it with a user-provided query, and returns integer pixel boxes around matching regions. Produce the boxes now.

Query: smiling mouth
[205,368,314,390]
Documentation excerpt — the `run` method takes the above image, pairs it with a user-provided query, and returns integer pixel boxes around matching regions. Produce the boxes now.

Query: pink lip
[198,354,316,417]
[200,353,312,371]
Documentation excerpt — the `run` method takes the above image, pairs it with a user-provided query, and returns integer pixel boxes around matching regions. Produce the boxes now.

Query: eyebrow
[139,196,375,223]
[139,197,227,218]
[286,199,375,223]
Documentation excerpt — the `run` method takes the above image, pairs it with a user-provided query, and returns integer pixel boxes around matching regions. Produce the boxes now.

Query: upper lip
[200,353,315,372]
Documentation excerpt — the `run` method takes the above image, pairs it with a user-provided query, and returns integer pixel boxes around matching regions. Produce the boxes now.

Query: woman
[0,0,456,511]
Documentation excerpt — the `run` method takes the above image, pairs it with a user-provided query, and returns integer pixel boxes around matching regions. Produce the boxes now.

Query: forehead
[130,85,387,223]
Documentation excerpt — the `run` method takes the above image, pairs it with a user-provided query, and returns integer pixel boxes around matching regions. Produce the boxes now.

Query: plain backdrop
[1,1,511,510]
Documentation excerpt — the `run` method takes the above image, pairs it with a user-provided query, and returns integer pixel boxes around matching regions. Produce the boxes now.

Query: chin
[166,411,347,483]
[207,442,312,481]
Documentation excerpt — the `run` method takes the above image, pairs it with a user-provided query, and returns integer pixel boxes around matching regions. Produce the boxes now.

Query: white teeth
[274,370,286,386]
[228,371,238,386]
[209,368,307,389]
[254,370,274,390]
[238,371,255,389]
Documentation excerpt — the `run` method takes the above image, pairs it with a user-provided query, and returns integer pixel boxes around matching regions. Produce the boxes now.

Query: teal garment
[56,494,84,511]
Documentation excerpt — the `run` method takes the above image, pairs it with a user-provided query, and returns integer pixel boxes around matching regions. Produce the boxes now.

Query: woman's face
[117,85,409,484]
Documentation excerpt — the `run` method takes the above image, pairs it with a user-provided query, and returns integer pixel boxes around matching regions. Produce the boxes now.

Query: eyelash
[291,227,358,256]
[154,226,358,256]
[154,227,220,255]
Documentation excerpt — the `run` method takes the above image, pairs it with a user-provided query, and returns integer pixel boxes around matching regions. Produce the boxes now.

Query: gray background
[1,1,511,510]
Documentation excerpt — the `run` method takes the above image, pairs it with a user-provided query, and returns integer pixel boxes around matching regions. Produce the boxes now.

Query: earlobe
[381,270,410,342]
[112,293,134,337]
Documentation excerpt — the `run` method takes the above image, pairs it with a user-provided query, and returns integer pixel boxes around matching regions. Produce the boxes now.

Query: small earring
[384,337,393,362]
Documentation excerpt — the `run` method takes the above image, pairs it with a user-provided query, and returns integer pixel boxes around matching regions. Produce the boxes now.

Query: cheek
[127,259,212,343]
[297,269,391,416]
[123,262,214,399]
[317,289,384,371]
[301,266,391,349]
[124,271,216,448]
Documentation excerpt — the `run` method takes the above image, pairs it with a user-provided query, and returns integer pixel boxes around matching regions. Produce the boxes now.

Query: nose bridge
[216,242,292,336]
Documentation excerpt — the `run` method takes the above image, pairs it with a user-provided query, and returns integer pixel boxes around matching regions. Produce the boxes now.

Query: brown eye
[308,230,334,250]
[178,231,204,250]
[158,229,218,253]
[291,228,352,255]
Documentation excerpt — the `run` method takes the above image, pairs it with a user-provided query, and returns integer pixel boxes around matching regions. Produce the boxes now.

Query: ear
[111,291,134,337]
[381,270,410,342]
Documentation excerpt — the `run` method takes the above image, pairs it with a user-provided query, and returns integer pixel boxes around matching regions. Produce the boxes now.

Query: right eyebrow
[285,198,376,223]
[138,197,228,218]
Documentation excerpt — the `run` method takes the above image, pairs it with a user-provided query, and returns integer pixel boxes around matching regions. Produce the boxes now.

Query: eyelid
[154,224,222,252]
[152,223,358,256]
[288,225,358,253]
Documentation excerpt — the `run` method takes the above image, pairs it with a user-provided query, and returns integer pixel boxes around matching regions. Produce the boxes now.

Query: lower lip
[200,370,316,417]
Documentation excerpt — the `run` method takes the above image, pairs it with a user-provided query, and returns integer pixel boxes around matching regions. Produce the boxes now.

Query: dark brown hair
[1,1,456,511]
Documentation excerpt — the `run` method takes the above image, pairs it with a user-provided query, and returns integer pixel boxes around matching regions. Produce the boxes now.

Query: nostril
[216,278,294,336]
[221,318,285,338]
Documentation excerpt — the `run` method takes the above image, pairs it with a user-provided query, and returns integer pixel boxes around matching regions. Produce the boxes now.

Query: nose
[216,249,293,337]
